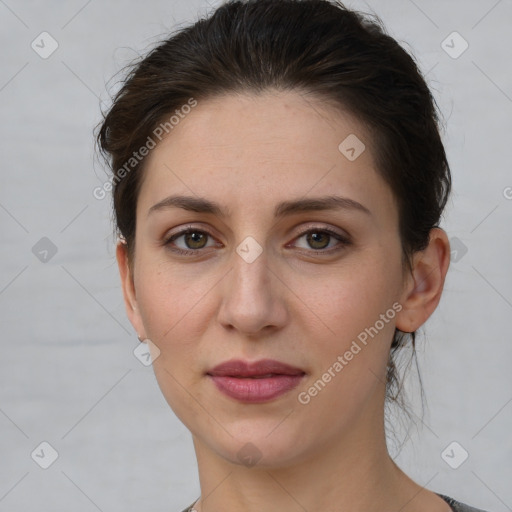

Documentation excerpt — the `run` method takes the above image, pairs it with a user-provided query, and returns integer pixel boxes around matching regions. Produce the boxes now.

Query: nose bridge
[217,234,286,334]
[231,236,272,306]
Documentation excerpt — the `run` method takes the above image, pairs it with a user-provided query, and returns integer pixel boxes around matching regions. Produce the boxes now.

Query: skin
[116,90,451,512]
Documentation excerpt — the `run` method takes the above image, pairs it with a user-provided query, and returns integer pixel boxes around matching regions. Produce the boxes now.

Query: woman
[96,1,489,511]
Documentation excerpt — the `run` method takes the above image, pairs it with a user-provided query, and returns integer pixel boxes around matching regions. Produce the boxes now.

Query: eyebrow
[147,194,371,219]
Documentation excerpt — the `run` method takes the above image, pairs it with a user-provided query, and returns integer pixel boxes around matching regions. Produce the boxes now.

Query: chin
[205,419,315,469]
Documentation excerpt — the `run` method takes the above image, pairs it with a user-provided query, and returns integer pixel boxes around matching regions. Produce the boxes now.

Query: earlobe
[395,228,451,333]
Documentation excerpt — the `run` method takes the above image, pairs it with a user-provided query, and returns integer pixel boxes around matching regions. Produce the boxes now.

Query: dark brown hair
[96,0,451,412]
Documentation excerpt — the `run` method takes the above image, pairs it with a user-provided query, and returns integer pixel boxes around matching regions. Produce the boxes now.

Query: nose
[216,244,289,337]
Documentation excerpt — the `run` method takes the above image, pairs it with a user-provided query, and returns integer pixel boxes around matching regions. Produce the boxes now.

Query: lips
[207,359,306,403]
[207,358,305,378]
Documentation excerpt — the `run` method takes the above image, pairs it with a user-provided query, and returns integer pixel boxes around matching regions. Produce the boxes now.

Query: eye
[163,227,217,256]
[163,225,351,256]
[291,227,351,254]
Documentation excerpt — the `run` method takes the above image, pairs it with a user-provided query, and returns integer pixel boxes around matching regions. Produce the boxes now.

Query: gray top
[180,493,490,512]
[437,493,489,512]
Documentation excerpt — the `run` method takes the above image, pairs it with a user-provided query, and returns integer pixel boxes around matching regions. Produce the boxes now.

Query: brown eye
[306,232,331,250]
[293,228,351,254]
[164,228,215,255]
[182,231,208,249]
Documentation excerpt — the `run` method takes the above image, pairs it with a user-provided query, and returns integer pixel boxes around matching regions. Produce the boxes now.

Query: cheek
[134,253,207,340]
[309,260,400,337]
[133,259,210,426]
[296,275,399,422]
[299,258,402,396]
[133,255,222,401]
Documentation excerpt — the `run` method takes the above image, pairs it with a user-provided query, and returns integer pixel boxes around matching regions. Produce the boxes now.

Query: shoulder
[179,503,196,512]
[437,493,491,512]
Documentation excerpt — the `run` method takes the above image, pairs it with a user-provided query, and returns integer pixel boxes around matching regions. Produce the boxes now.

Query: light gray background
[1,0,511,511]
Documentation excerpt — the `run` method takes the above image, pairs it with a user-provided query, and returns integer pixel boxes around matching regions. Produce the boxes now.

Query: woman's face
[120,90,414,467]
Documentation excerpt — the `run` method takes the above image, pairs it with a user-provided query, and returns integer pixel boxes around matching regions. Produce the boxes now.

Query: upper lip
[207,359,305,377]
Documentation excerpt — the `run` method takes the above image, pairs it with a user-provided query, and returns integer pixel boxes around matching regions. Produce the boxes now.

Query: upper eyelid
[166,222,349,239]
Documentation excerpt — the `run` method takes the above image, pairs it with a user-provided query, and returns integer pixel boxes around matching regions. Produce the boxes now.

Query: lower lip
[208,374,305,403]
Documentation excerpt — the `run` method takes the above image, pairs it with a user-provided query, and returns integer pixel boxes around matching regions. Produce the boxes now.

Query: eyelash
[162,225,351,257]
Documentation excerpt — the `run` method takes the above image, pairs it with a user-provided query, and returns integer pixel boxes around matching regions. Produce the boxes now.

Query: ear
[395,227,451,333]
[116,240,147,341]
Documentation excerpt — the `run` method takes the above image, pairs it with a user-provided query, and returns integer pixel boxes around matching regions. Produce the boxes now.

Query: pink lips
[207,359,306,403]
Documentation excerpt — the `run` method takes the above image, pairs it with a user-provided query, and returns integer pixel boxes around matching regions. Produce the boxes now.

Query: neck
[190,398,424,512]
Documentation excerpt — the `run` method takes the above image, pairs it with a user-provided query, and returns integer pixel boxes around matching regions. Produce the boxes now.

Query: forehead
[138,90,397,225]
[149,90,373,164]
